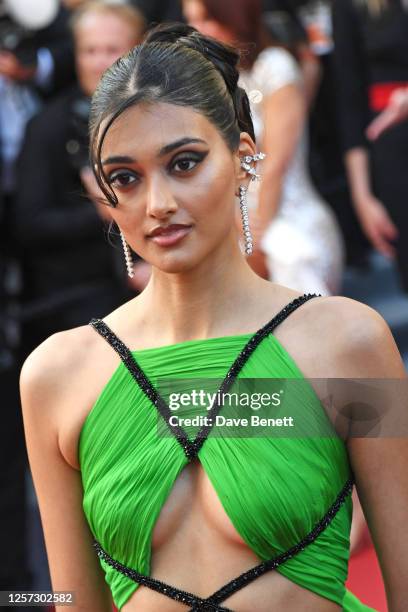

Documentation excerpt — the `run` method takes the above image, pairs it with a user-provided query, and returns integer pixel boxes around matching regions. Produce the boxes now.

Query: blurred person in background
[262,0,372,270]
[6,5,143,596]
[332,0,408,294]
[0,0,75,600]
[0,0,75,200]
[12,1,146,362]
[129,0,183,27]
[183,0,345,296]
[262,0,322,105]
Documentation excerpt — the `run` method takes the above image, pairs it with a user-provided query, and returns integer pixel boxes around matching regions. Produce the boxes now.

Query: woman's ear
[234,131,257,193]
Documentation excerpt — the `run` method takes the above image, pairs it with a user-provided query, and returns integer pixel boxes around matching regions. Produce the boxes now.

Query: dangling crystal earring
[238,151,266,255]
[239,185,253,255]
[119,229,135,278]
[240,152,266,182]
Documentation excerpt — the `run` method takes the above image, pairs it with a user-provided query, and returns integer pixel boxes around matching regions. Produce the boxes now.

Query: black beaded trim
[92,538,233,611]
[204,477,354,606]
[90,293,321,461]
[180,292,320,457]
[90,317,193,457]
[92,476,353,611]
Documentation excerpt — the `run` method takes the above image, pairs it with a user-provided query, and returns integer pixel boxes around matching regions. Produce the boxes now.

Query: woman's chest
[82,424,351,562]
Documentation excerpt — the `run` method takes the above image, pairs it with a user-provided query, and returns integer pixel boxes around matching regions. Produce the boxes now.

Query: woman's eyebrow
[158,137,207,157]
[102,155,135,166]
[102,137,208,166]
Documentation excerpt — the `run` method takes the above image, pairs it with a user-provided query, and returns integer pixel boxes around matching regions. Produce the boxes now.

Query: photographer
[5,5,143,594]
[0,1,76,600]
[0,1,75,197]
[12,1,145,361]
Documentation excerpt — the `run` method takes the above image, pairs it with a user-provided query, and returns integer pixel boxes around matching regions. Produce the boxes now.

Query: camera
[0,0,58,65]
[66,95,92,172]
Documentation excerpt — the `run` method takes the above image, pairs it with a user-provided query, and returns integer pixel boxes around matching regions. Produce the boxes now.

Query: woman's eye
[108,171,137,188]
[172,151,209,173]
[173,158,198,172]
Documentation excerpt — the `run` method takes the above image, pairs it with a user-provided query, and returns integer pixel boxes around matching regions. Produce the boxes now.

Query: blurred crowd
[1,0,407,608]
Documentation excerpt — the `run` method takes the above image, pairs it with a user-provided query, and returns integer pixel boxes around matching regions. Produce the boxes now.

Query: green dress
[78,294,378,611]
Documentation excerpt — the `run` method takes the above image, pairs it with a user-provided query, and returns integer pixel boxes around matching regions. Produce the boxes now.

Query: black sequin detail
[92,476,353,611]
[93,538,232,611]
[203,477,354,606]
[90,292,321,460]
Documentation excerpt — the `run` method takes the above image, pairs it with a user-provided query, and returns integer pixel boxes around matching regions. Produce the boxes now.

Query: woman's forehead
[99,101,220,156]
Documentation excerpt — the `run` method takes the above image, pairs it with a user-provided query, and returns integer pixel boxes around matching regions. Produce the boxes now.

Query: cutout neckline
[89,293,321,460]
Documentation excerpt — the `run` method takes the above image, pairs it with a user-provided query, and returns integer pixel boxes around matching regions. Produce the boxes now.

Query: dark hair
[89,22,255,207]
[197,0,271,68]
[197,0,297,66]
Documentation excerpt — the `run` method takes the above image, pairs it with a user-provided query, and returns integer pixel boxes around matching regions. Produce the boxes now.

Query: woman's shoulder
[265,285,403,378]
[256,45,297,67]
[249,45,301,91]
[19,296,142,418]
[20,295,140,397]
[20,324,101,412]
[300,294,406,378]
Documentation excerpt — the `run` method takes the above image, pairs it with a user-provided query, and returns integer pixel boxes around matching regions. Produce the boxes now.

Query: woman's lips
[148,226,192,247]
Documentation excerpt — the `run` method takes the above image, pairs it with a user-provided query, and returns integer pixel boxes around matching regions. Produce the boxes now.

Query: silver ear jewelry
[240,152,266,181]
[239,184,253,256]
[119,229,135,278]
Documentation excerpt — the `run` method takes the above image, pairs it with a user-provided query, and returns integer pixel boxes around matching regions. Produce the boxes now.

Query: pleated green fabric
[79,332,377,611]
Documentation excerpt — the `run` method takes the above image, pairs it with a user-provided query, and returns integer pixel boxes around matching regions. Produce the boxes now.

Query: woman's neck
[136,248,266,344]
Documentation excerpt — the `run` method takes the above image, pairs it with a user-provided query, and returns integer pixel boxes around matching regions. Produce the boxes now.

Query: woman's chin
[150,253,201,275]
[150,250,218,274]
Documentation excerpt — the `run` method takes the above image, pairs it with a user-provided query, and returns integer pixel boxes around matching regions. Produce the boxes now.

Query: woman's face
[98,101,253,274]
[182,0,236,44]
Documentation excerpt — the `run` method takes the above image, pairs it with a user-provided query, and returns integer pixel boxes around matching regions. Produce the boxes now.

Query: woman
[183,0,345,296]
[20,22,408,612]
[332,0,408,293]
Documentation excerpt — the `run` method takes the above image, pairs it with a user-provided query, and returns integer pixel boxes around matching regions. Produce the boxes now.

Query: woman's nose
[145,178,178,218]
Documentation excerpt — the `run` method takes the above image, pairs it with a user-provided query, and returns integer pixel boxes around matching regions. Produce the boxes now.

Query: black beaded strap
[181,292,320,457]
[203,477,354,606]
[90,292,321,461]
[93,539,233,611]
[93,476,353,611]
[90,316,195,458]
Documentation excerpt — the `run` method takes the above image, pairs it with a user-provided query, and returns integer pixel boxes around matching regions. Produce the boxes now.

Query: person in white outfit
[183,0,345,296]
[240,45,345,296]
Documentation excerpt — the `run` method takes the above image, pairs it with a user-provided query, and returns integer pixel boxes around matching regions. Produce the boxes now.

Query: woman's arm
[246,52,305,276]
[336,302,408,609]
[297,43,322,109]
[366,87,408,140]
[332,0,399,259]
[20,334,113,612]
[344,148,398,259]
[255,81,305,230]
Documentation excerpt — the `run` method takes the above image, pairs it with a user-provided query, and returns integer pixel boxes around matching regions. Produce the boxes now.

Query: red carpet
[347,543,388,611]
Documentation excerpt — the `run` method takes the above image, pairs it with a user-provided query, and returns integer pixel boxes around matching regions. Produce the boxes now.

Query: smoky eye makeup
[170,150,209,172]
[106,169,138,188]
[106,149,209,188]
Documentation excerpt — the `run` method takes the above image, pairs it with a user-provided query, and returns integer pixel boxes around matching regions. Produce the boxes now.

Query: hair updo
[89,21,255,207]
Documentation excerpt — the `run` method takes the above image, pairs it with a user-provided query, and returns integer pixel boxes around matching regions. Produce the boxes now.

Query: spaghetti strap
[89,292,321,460]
